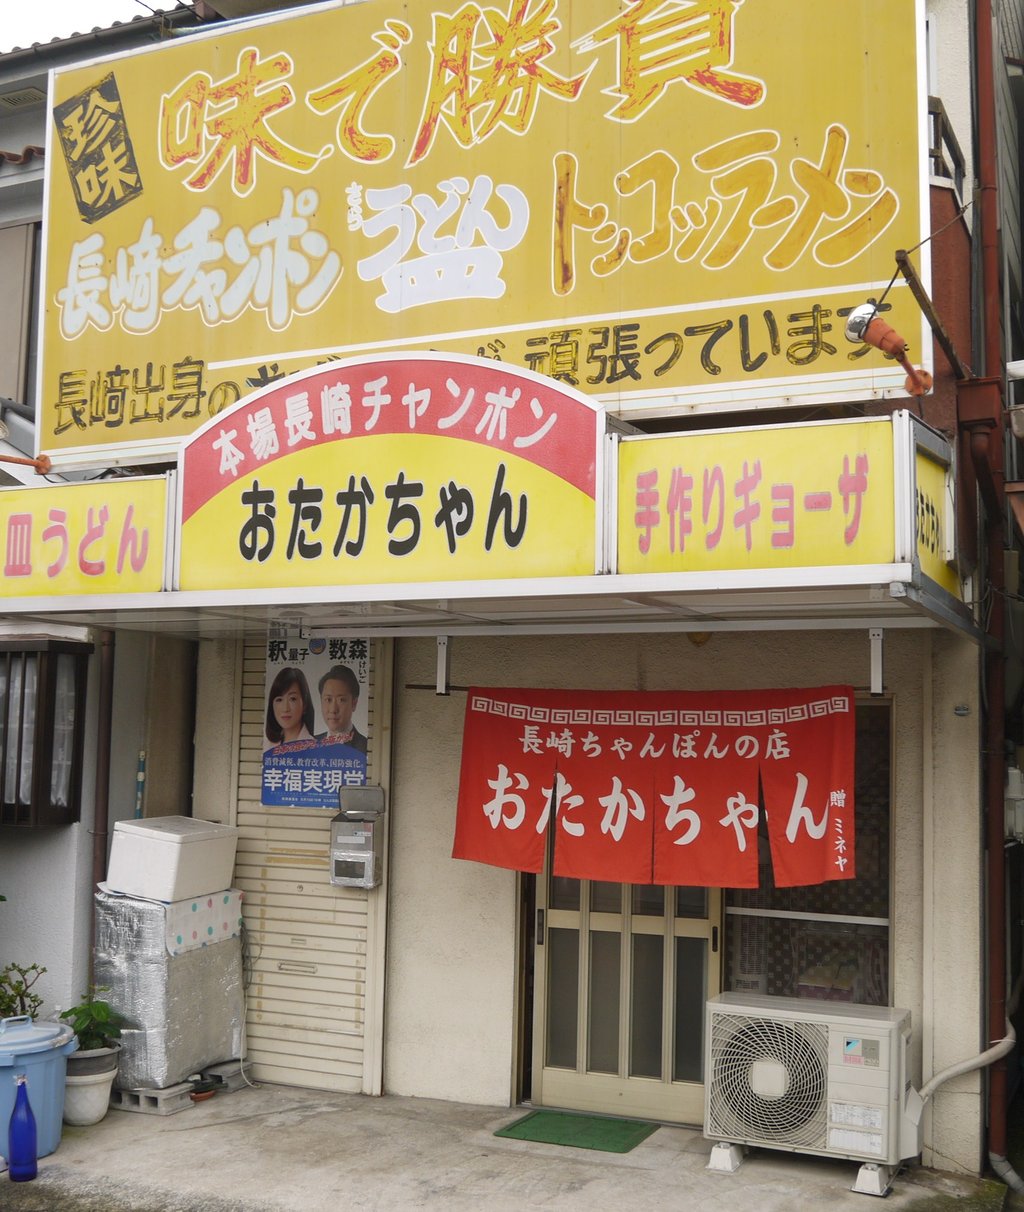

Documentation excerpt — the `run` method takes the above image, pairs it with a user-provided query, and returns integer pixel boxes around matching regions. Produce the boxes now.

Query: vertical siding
[234,639,379,1092]
[997,0,1023,292]
[0,224,33,403]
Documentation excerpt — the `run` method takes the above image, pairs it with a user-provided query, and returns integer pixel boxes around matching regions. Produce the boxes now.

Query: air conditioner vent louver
[704,993,919,1169]
[709,1012,828,1147]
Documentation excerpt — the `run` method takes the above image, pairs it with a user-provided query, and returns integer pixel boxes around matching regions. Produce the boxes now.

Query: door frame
[520,872,723,1124]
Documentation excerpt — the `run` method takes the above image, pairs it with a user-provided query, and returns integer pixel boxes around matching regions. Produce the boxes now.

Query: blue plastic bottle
[8,1074,37,1182]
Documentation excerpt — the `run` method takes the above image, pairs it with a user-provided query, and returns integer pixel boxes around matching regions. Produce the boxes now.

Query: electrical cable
[236,917,261,1089]
[868,199,974,344]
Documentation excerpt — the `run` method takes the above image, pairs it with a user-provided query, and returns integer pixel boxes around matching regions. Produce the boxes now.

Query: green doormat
[494,1110,659,1153]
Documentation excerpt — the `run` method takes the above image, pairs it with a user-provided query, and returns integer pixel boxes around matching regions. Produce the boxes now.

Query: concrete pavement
[0,1082,1009,1211]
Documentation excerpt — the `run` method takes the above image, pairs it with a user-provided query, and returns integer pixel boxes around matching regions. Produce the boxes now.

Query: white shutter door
[234,638,389,1092]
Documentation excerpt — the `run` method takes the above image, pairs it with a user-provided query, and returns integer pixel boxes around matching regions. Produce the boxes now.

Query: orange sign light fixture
[0,452,52,475]
[844,303,933,397]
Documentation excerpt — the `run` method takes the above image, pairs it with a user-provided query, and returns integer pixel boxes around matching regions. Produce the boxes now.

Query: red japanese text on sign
[181,353,596,523]
[0,478,166,597]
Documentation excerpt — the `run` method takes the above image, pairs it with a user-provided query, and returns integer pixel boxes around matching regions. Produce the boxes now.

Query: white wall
[0,827,86,1015]
[192,638,241,826]
[0,631,160,1018]
[384,644,517,1105]
[921,629,984,1172]
[927,0,975,192]
[108,631,151,831]
[0,645,100,1016]
[384,626,983,1173]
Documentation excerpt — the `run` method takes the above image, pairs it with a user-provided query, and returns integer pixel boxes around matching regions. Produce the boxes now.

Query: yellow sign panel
[182,436,594,589]
[618,422,895,572]
[915,449,959,597]
[42,0,925,465]
[178,355,600,589]
[0,478,166,596]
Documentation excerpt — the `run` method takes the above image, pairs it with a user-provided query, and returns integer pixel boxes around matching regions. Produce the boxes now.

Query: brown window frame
[0,639,91,828]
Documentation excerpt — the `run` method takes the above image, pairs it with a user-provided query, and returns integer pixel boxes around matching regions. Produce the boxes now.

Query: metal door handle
[537,908,545,946]
[711,926,719,953]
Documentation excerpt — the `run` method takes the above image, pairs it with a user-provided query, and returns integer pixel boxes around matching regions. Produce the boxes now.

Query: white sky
[1,1,178,54]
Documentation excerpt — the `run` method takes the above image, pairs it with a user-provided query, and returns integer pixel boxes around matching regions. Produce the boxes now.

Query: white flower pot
[63,1068,117,1126]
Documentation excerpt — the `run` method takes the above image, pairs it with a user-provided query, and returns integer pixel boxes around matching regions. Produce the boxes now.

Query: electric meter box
[330,786,385,889]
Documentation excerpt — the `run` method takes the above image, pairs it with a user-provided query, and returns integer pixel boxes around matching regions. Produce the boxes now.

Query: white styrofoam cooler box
[106,816,239,901]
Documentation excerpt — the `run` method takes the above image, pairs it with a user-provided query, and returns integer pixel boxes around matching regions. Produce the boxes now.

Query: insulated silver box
[94,888,244,1090]
[107,815,238,901]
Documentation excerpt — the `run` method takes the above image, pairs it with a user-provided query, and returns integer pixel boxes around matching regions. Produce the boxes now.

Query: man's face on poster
[321,678,357,735]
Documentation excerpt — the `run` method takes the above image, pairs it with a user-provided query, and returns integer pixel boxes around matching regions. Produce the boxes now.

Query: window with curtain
[0,640,90,828]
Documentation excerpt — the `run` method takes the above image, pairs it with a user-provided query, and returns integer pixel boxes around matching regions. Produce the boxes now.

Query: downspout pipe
[88,630,115,988]
[908,936,1024,1191]
[973,0,1011,1184]
[966,416,1012,1182]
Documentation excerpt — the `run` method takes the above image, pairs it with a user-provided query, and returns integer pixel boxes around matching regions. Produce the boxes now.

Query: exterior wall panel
[386,627,983,1173]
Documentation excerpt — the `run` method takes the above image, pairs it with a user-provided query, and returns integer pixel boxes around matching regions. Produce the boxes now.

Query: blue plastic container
[0,1016,77,1159]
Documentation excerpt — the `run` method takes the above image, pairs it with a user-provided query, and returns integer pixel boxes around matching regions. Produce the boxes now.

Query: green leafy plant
[60,989,124,1051]
[0,962,47,1019]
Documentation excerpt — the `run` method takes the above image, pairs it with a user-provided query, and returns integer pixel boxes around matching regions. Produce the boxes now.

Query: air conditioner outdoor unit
[704,992,922,1196]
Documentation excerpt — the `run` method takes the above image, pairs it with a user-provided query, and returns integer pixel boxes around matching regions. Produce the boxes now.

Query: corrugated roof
[0,145,44,169]
[0,145,44,164]
[0,4,198,58]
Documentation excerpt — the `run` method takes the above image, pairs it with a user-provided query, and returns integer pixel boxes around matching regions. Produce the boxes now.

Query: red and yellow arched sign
[177,353,602,590]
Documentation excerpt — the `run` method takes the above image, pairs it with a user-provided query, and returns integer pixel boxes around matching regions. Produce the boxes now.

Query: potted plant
[60,990,125,1126]
[0,962,46,1020]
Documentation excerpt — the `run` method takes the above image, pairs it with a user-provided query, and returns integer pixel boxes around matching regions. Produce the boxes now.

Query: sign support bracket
[869,627,884,695]
[436,635,451,696]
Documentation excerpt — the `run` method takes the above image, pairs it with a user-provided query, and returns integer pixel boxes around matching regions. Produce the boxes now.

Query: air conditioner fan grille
[707,1012,828,1147]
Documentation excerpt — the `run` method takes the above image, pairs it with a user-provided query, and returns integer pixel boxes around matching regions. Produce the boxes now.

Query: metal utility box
[330,786,385,889]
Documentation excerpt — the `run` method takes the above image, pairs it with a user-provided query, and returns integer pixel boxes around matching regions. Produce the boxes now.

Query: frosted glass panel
[590,882,621,914]
[50,654,76,808]
[673,936,707,1082]
[550,876,580,911]
[630,934,663,1077]
[632,885,664,916]
[2,656,38,806]
[19,657,36,805]
[3,654,19,804]
[546,928,579,1069]
[587,931,620,1073]
[675,887,708,919]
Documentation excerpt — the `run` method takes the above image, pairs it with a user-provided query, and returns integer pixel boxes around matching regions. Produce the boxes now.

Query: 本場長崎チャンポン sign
[177,354,602,589]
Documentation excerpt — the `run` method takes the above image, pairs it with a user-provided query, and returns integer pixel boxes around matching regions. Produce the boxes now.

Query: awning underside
[0,566,978,641]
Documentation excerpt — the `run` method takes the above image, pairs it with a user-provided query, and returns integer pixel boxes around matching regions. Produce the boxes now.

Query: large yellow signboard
[41,0,926,467]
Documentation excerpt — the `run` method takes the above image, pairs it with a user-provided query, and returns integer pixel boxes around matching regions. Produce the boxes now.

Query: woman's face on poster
[273,682,306,740]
